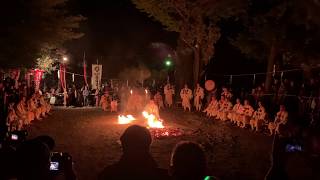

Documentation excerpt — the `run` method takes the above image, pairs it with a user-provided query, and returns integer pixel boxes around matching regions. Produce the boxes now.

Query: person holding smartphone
[265,125,320,180]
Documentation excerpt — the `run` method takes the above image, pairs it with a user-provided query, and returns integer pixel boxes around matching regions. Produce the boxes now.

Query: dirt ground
[27,107,273,180]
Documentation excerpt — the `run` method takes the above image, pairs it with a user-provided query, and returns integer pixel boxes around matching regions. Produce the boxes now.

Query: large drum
[205,80,216,91]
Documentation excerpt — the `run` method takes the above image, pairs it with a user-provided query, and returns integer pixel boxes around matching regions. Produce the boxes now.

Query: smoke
[118,64,151,85]
[118,64,151,113]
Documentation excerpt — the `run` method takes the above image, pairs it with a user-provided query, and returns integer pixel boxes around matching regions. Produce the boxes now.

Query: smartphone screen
[285,144,302,152]
[50,161,59,171]
[11,134,18,140]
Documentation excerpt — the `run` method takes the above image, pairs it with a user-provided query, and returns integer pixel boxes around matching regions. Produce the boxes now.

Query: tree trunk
[193,47,200,88]
[265,41,277,92]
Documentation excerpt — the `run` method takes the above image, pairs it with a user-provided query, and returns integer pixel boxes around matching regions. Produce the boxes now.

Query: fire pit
[117,112,185,139]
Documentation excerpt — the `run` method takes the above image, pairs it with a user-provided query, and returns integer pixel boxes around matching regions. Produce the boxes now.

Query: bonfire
[117,111,184,138]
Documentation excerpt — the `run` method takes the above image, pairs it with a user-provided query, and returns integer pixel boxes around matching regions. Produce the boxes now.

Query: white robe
[180,88,193,111]
[194,87,204,111]
[164,85,174,107]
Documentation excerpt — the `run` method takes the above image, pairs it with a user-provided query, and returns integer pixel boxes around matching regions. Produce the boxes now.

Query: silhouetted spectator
[170,141,217,180]
[265,126,320,180]
[34,135,55,150]
[0,145,17,180]
[16,139,51,180]
[99,125,169,180]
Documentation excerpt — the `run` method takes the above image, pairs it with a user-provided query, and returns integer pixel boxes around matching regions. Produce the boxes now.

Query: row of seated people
[6,93,52,132]
[203,96,288,135]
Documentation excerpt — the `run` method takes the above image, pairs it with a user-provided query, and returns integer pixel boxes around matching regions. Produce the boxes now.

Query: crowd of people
[1,124,319,180]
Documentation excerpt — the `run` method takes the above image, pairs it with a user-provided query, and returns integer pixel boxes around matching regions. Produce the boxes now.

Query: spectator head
[211,96,216,101]
[244,99,249,105]
[184,84,188,88]
[220,96,225,101]
[197,83,200,88]
[16,139,51,180]
[170,141,207,180]
[34,135,55,150]
[236,98,240,104]
[280,105,286,111]
[258,101,263,107]
[120,125,152,155]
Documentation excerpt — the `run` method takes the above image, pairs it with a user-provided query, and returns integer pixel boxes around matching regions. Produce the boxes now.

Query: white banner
[91,64,102,90]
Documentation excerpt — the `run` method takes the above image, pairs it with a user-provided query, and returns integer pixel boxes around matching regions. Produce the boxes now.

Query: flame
[145,89,148,94]
[118,115,136,124]
[142,111,164,128]
[130,90,133,95]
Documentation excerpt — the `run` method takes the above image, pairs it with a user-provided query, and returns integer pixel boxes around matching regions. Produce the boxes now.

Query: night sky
[66,0,178,78]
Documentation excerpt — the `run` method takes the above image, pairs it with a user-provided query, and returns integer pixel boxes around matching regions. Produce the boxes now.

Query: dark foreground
[28,107,272,180]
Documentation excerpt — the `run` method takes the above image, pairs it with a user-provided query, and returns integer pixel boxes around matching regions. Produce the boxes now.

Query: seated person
[99,125,169,180]
[238,100,254,128]
[203,96,219,118]
[250,101,267,131]
[228,98,243,124]
[268,105,288,135]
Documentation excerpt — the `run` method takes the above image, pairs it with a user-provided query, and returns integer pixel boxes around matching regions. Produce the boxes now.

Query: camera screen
[285,144,302,152]
[50,161,59,171]
[11,134,18,140]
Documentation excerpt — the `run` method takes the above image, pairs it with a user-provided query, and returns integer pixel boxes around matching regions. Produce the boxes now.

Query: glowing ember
[118,115,136,124]
[142,111,164,128]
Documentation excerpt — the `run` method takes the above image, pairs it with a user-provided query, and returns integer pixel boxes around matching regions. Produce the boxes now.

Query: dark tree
[231,0,320,91]
[131,0,247,87]
[0,0,86,68]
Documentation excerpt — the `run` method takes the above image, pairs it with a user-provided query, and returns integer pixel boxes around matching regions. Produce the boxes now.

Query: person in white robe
[144,99,160,119]
[203,96,219,117]
[268,105,288,135]
[228,98,243,124]
[217,97,233,121]
[194,83,204,111]
[250,101,267,131]
[110,98,118,112]
[180,84,193,112]
[7,103,18,131]
[238,100,254,128]
[164,83,175,108]
[100,93,108,111]
[154,92,164,109]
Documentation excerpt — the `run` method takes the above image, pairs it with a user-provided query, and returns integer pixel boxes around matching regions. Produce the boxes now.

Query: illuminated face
[236,99,240,104]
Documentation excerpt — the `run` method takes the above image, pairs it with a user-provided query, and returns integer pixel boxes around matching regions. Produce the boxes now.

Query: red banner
[59,64,66,90]
[32,69,44,91]
[83,60,88,86]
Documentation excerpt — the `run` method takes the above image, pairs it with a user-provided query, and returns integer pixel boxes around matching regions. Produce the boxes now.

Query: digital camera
[50,152,72,171]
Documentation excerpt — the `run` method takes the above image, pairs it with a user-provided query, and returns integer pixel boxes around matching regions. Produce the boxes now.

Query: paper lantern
[205,80,215,91]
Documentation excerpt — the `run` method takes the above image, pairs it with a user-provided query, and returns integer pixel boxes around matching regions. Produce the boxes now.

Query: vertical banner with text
[91,64,102,90]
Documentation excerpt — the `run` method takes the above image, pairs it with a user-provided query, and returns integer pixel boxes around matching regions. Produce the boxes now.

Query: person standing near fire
[100,93,108,111]
[194,83,204,111]
[164,83,174,108]
[180,84,193,112]
[154,91,164,109]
